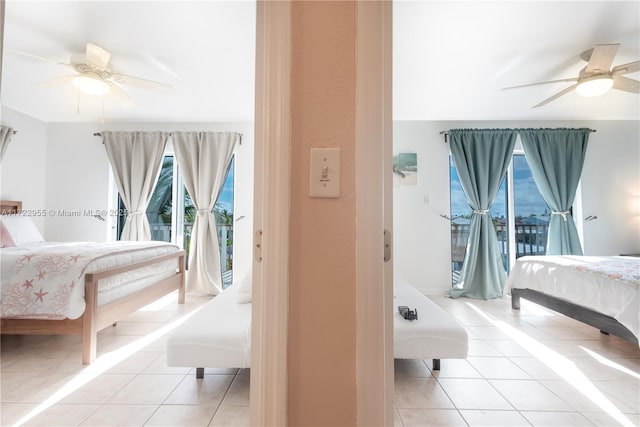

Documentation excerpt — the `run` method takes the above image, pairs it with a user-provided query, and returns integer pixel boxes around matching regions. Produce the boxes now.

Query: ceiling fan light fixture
[73,75,110,95]
[576,75,614,97]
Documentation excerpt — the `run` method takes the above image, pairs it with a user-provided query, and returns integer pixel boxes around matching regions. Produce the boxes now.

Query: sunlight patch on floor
[581,345,640,380]
[466,301,635,427]
[10,306,203,427]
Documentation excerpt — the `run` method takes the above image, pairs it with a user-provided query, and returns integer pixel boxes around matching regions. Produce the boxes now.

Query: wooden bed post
[82,274,99,365]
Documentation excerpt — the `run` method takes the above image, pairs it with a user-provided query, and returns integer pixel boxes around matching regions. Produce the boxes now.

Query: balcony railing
[149,222,233,286]
[451,222,548,274]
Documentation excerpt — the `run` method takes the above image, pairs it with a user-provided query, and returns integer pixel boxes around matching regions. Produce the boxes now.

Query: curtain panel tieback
[473,209,489,215]
[125,211,146,220]
[551,211,570,221]
[196,209,211,215]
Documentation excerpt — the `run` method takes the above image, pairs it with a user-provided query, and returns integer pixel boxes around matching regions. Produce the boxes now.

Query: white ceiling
[2,1,639,123]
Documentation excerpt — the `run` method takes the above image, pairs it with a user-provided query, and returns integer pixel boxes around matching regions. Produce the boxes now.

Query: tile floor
[1,291,639,426]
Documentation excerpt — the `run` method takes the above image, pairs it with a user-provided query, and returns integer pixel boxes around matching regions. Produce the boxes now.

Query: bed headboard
[0,200,22,214]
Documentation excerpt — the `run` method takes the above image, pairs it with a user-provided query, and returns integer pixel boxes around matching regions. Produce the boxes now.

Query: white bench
[167,277,468,376]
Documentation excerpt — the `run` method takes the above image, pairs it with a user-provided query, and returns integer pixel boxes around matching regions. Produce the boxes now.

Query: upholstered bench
[167,277,468,376]
[166,284,251,378]
[393,276,469,370]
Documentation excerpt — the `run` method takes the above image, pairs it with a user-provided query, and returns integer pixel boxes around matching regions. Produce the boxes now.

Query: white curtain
[103,131,168,241]
[173,131,238,295]
[0,126,13,161]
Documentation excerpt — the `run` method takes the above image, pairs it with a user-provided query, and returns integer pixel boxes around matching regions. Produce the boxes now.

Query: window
[116,155,235,287]
[449,153,548,284]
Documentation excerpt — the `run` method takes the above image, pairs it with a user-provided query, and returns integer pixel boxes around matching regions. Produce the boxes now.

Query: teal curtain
[520,128,590,255]
[449,129,517,299]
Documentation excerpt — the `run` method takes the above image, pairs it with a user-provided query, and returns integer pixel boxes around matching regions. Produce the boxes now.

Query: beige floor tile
[468,357,532,380]
[394,408,404,426]
[79,404,158,426]
[510,358,564,381]
[164,374,234,405]
[431,359,482,379]
[21,403,99,426]
[397,408,467,426]
[142,354,192,375]
[486,340,533,357]
[0,402,39,426]
[103,351,161,375]
[489,380,574,412]
[107,374,184,405]
[59,373,135,404]
[209,405,250,426]
[107,321,168,336]
[120,309,179,323]
[540,380,635,414]
[467,340,504,357]
[536,326,599,341]
[437,378,513,410]
[581,411,640,427]
[221,375,250,406]
[394,378,454,409]
[2,372,78,403]
[573,358,638,382]
[1,371,40,394]
[466,326,511,340]
[521,411,595,426]
[592,380,640,412]
[394,359,431,378]
[459,409,531,426]
[145,404,216,427]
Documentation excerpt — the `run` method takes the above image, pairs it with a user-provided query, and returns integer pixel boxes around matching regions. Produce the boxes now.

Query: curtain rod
[439,128,596,143]
[93,131,243,144]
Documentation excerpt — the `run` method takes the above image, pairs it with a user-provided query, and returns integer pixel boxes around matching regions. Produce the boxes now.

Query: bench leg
[432,359,440,371]
[196,368,204,379]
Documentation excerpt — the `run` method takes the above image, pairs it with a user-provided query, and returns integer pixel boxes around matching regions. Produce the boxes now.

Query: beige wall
[288,1,358,425]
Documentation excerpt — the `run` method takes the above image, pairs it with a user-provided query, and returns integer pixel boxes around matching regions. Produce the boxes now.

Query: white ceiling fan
[6,42,174,107]
[502,43,639,108]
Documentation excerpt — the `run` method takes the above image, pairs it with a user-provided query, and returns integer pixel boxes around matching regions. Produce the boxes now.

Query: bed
[507,255,639,344]
[0,200,186,364]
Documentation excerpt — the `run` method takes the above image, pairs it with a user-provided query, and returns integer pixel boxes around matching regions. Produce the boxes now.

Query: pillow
[0,219,16,247]
[1,216,45,245]
[236,269,253,304]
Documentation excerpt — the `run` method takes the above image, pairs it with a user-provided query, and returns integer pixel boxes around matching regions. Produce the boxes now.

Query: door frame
[250,1,393,425]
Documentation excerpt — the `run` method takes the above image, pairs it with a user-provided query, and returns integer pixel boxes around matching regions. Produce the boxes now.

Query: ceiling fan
[6,42,174,107]
[502,43,639,108]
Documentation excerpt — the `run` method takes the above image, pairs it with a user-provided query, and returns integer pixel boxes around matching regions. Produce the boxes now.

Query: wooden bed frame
[0,200,186,364]
[511,288,638,345]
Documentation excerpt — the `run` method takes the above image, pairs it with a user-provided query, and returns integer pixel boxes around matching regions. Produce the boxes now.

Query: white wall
[0,107,48,232]
[393,120,640,295]
[1,116,254,282]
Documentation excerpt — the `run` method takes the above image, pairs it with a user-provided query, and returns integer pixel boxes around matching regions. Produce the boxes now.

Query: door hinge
[384,229,391,262]
[255,229,263,262]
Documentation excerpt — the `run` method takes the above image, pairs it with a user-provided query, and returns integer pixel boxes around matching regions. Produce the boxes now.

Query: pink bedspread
[1,241,179,320]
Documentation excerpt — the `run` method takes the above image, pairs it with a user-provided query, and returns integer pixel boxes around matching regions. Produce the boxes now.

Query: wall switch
[310,147,340,198]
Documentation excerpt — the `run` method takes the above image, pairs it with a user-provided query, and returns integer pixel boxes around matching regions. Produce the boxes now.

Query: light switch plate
[310,147,340,198]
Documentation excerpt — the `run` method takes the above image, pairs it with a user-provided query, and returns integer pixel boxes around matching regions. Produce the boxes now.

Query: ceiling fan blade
[612,60,640,75]
[118,73,175,95]
[612,75,640,93]
[85,43,111,69]
[533,84,577,108]
[108,84,136,108]
[502,77,579,90]
[584,44,619,73]
[34,74,77,89]
[5,48,72,68]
